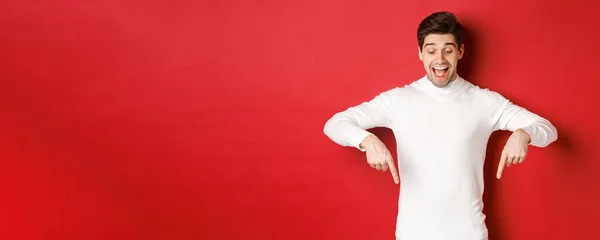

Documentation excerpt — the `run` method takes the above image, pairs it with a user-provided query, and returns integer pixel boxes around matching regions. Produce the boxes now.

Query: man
[323,11,558,240]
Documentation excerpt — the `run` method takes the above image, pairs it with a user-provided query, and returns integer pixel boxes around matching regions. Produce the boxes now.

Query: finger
[376,164,382,171]
[519,156,525,164]
[507,156,513,167]
[497,152,507,179]
[380,162,387,172]
[512,157,521,165]
[386,158,400,184]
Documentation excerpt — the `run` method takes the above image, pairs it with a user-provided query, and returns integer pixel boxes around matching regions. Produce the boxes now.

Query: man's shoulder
[375,85,418,101]
[463,80,509,103]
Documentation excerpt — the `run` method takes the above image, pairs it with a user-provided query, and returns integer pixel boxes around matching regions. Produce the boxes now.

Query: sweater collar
[412,75,466,94]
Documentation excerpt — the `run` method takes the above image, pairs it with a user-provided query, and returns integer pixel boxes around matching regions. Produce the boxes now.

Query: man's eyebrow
[424,42,457,48]
[444,42,457,47]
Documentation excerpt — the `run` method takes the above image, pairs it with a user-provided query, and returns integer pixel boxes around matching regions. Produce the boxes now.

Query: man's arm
[323,90,400,184]
[490,90,558,147]
[488,90,558,179]
[323,91,393,151]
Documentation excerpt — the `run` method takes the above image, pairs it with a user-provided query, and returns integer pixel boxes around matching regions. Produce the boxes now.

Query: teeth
[433,67,448,70]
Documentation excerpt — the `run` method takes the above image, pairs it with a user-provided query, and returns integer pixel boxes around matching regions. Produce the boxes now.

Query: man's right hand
[360,134,400,184]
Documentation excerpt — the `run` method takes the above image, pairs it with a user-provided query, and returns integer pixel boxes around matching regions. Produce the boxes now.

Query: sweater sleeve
[323,91,394,152]
[489,90,558,147]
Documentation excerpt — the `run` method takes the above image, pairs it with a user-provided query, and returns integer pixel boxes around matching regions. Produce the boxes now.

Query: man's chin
[433,81,450,88]
[428,75,450,88]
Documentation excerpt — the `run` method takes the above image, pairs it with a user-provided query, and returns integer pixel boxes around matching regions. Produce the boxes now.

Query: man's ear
[458,44,465,60]
[418,46,423,61]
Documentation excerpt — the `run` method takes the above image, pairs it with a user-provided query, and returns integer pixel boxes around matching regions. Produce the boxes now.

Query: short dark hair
[417,11,463,50]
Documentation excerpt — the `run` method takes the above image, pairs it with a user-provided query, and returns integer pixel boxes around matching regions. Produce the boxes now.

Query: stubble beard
[427,68,456,88]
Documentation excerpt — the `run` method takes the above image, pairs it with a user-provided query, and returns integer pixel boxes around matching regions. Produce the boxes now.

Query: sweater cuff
[519,125,536,146]
[352,131,373,152]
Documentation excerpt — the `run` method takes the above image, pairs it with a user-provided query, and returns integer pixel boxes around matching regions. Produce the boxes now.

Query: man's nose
[434,52,446,63]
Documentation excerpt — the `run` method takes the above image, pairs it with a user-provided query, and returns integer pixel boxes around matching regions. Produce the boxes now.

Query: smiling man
[323,11,558,240]
[421,34,462,88]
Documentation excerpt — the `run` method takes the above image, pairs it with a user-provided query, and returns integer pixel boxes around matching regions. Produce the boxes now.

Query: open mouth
[432,66,449,79]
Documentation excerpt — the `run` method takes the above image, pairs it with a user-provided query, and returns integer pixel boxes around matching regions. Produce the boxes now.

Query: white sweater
[323,76,558,240]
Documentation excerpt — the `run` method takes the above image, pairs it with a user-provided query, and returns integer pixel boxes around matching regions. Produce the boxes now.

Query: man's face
[418,33,464,88]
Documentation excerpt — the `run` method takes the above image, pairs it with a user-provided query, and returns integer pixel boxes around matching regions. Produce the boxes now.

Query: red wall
[1,1,599,239]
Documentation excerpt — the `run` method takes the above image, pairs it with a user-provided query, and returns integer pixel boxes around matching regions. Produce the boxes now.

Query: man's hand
[497,129,531,179]
[360,134,400,184]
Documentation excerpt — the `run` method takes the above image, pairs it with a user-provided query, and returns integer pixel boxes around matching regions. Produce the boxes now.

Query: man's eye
[428,51,435,54]
[446,50,453,54]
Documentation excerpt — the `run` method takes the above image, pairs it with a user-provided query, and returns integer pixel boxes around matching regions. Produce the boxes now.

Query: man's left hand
[497,129,531,179]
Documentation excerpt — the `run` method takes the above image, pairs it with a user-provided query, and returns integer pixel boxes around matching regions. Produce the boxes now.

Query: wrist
[516,129,532,144]
[359,134,377,150]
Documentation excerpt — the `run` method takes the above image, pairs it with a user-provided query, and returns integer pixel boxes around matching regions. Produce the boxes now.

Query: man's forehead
[424,34,457,45]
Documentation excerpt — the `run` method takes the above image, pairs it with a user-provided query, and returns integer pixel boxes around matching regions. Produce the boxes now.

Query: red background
[1,1,599,239]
